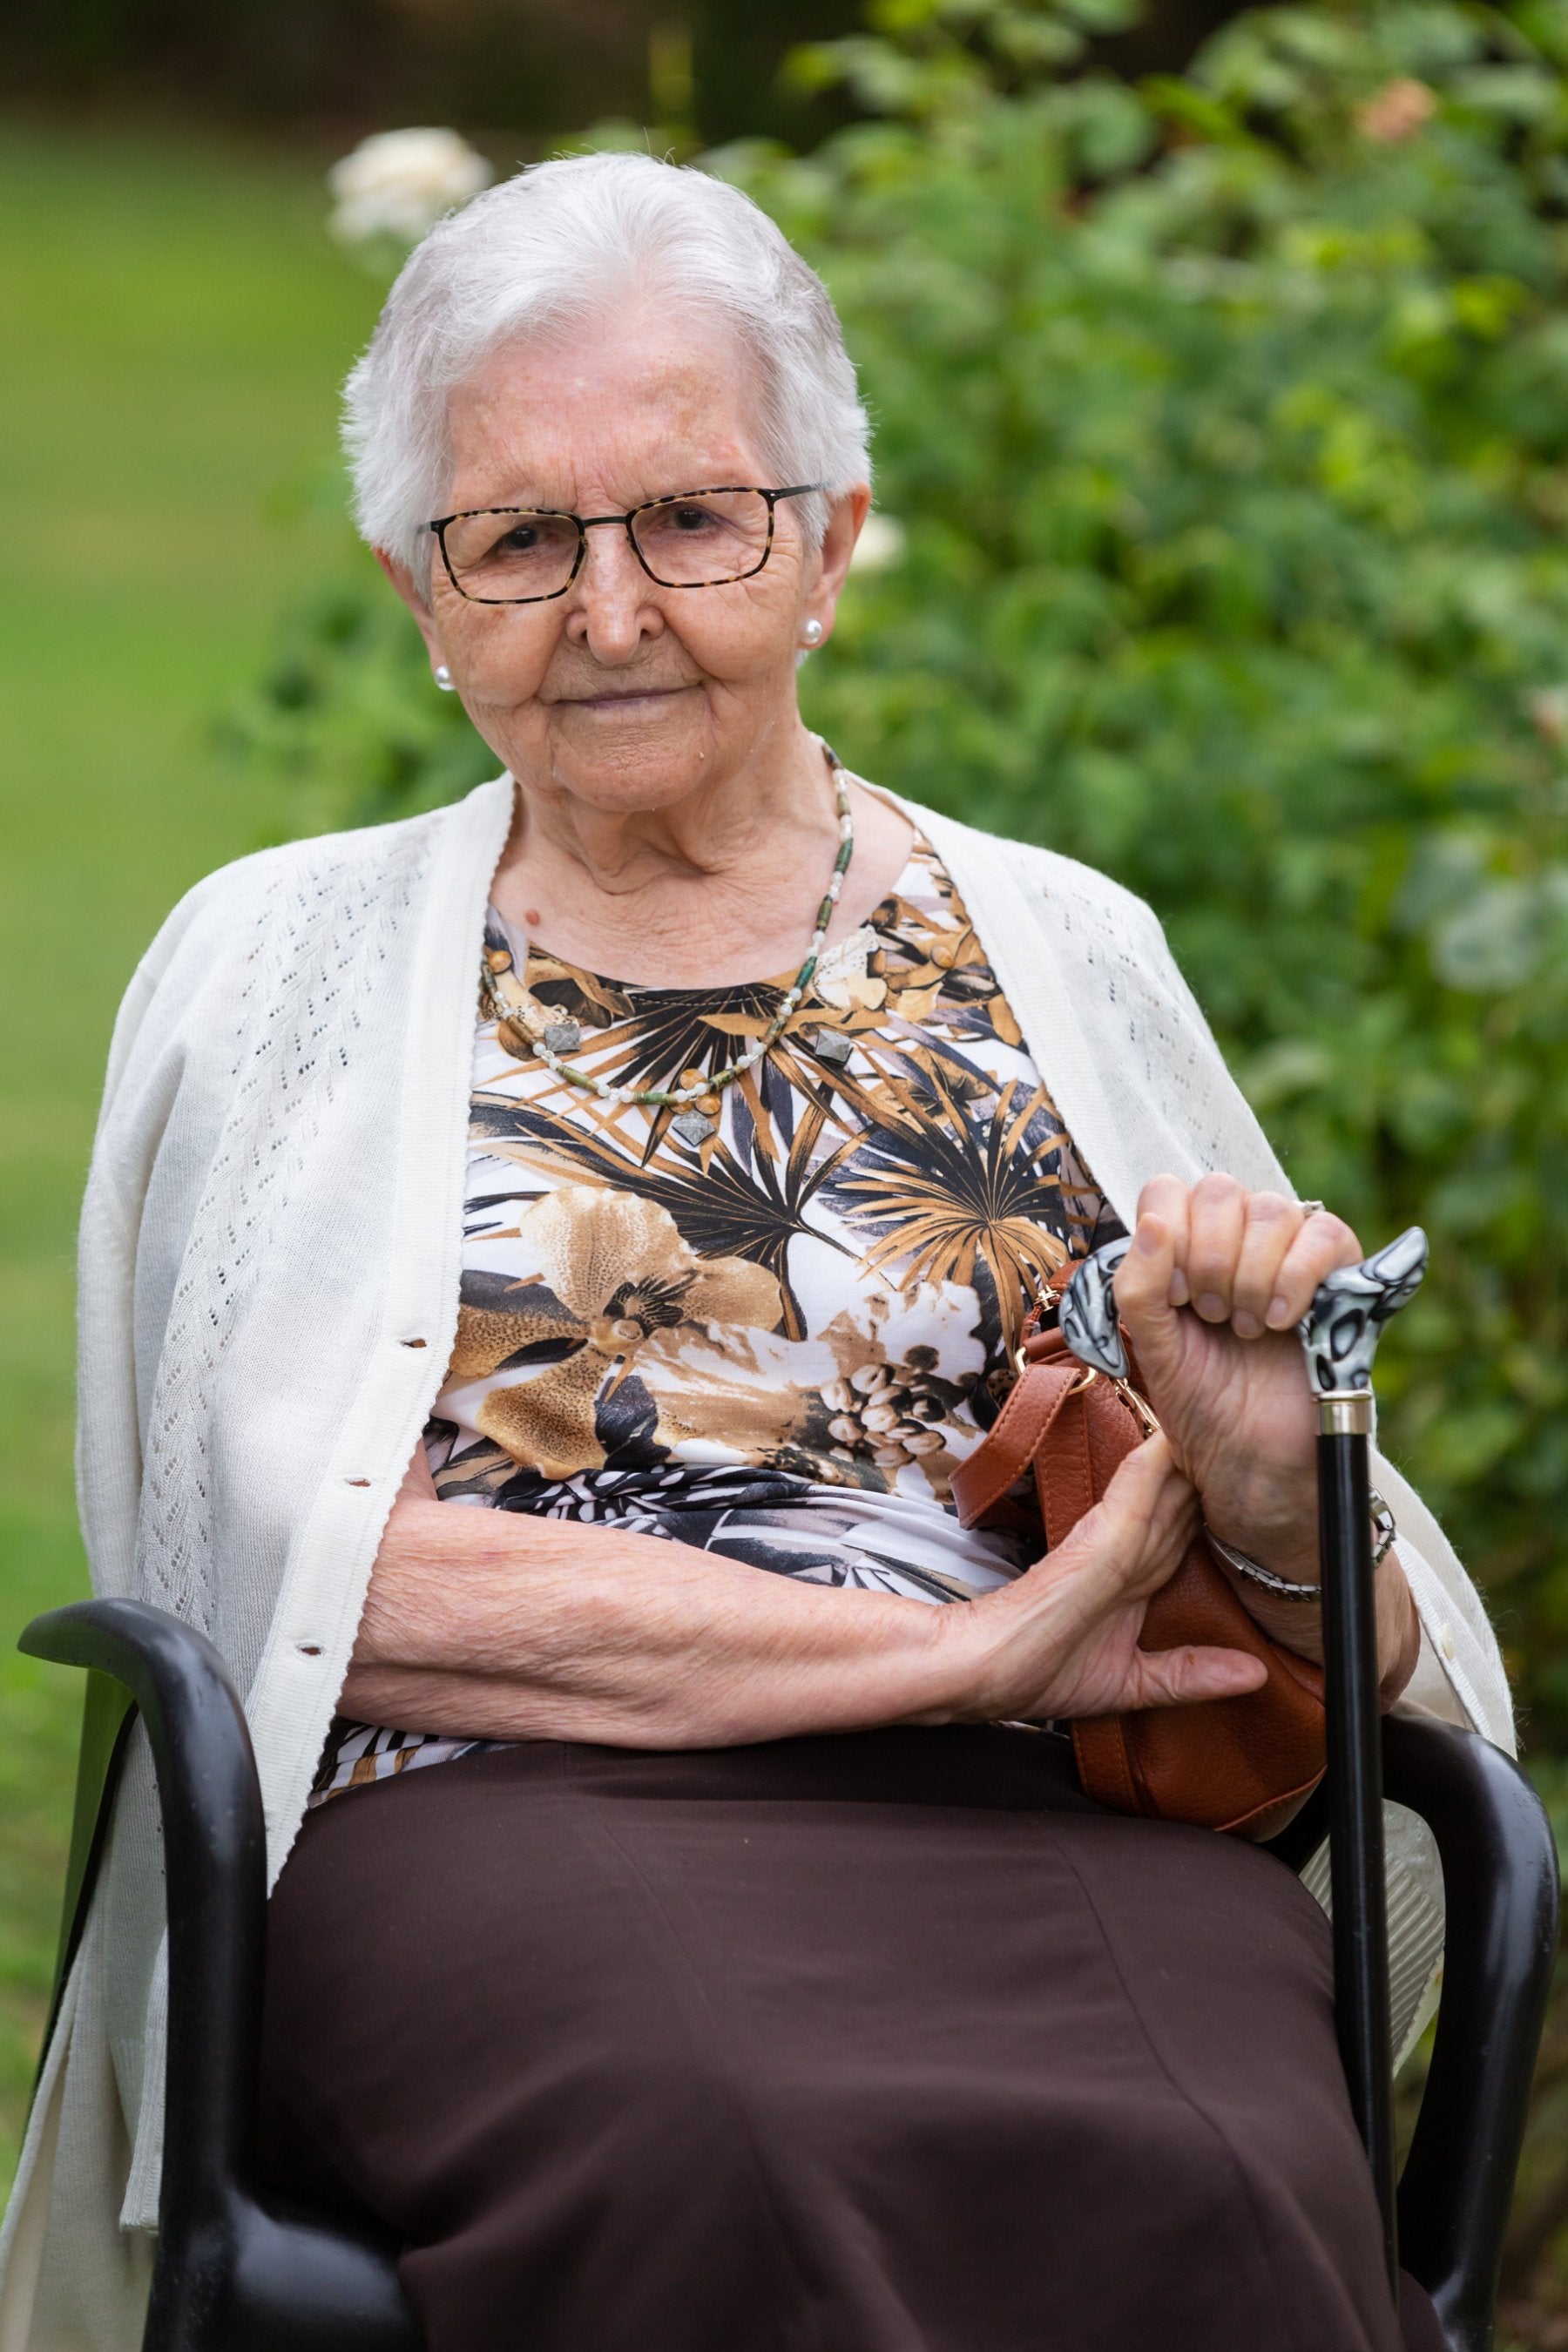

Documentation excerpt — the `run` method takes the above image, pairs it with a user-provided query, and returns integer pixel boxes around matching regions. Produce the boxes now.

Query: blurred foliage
[234,0,1568,1757]
[0,0,868,152]
[724,0,1568,1755]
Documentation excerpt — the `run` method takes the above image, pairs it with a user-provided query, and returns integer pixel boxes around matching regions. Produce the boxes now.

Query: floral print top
[314,836,1122,1801]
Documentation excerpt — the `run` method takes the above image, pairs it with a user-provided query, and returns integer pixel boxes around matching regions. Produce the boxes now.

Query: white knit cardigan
[0,772,1513,2350]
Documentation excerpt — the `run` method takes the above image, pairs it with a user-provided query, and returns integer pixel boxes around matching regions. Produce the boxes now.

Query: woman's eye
[669,505,716,532]
[498,524,544,554]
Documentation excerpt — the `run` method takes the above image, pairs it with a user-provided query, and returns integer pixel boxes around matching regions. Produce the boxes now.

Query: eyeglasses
[429,483,824,605]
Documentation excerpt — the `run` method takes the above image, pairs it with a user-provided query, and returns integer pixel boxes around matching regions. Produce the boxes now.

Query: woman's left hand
[1112,1173,1420,1695]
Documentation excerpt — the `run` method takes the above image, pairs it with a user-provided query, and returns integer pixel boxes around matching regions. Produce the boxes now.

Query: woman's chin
[541,699,725,802]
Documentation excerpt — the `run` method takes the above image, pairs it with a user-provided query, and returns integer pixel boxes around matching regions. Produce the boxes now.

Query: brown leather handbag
[950,1288,1326,1841]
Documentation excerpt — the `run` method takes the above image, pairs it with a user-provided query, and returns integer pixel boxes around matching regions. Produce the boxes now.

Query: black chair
[19,1596,1562,2352]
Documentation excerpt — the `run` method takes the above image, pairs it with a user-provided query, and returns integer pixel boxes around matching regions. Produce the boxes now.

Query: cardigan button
[1438,1623,1456,1659]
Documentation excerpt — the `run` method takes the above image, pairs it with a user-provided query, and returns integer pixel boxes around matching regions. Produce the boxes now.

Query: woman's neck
[490,733,916,988]
[523,720,824,890]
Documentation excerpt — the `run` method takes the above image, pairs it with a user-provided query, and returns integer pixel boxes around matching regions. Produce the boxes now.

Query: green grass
[0,117,382,2195]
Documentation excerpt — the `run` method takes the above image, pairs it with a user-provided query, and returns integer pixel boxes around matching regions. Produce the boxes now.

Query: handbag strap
[950,1325,1097,1531]
[953,1245,1155,1538]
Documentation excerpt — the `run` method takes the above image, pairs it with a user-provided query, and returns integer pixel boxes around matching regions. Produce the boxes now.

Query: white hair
[343,150,872,579]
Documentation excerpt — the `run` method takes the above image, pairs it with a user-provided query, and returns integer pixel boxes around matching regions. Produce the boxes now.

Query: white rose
[850,513,906,573]
[328,128,493,247]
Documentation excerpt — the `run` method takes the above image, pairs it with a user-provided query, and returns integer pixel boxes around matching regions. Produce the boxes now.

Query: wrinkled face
[383,305,866,814]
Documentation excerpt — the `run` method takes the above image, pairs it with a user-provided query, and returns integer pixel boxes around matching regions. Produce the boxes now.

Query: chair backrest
[34,1666,136,2081]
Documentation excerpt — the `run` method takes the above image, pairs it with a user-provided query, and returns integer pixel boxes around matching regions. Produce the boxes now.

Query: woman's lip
[561,686,690,710]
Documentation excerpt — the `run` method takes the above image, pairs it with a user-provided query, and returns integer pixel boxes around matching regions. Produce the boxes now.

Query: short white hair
[343,150,872,578]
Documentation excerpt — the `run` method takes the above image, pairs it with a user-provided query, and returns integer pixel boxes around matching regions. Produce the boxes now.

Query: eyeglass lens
[441,489,775,602]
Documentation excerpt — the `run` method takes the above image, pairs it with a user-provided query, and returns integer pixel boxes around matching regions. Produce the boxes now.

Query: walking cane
[1300,1226,1429,2301]
[1061,1221,1430,2303]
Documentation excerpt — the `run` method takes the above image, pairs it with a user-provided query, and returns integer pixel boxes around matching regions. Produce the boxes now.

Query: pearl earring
[801,618,823,646]
[434,664,456,692]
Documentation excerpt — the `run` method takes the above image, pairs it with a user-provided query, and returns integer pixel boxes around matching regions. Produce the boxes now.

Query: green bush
[234,0,1568,1744]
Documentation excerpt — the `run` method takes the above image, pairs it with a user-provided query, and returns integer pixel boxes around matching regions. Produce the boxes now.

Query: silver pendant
[543,1019,581,1055]
[813,1027,853,1068]
[671,1108,716,1147]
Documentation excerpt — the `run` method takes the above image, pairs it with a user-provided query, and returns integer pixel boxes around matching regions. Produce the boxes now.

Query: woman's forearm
[343,1438,1249,1747]
[343,1495,966,1747]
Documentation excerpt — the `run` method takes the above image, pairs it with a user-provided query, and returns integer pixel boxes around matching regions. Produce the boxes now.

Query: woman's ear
[376,547,449,676]
[801,484,873,649]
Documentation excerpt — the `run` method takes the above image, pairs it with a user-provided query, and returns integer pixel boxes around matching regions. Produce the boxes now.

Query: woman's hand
[946,1433,1268,1724]
[1111,1174,1419,1698]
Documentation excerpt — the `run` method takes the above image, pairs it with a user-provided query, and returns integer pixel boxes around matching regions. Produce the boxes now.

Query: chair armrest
[21,1598,420,2352]
[1382,1719,1559,2352]
[23,1599,268,2218]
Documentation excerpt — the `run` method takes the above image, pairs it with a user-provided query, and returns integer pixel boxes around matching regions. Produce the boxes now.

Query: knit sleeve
[72,843,305,1605]
[73,864,240,1602]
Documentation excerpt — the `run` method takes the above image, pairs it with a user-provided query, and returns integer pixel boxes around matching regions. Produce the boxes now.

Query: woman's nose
[565,525,663,660]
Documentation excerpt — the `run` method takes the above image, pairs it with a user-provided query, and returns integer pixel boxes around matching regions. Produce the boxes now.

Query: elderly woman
[1,152,1511,2352]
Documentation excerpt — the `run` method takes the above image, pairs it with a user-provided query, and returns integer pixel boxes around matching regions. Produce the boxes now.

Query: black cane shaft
[1318,1426,1399,2297]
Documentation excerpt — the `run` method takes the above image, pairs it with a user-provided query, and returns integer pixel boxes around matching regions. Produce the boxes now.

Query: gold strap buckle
[1112,1377,1163,1438]
[1006,1357,1159,1437]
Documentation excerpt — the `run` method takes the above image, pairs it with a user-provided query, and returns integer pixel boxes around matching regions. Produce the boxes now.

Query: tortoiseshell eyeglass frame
[428,484,826,605]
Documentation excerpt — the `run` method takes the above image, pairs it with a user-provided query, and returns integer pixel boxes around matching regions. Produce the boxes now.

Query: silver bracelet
[1206,1490,1396,1601]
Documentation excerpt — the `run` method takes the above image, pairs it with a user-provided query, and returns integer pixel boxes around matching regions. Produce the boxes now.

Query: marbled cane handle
[1059,1221,1429,1399]
[1300,1227,1428,1399]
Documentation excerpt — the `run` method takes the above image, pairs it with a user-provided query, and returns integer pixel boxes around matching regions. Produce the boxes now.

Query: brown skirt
[257,1726,1444,2352]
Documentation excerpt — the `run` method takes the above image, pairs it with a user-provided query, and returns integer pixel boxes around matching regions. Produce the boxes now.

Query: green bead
[798,956,818,987]
[814,895,835,929]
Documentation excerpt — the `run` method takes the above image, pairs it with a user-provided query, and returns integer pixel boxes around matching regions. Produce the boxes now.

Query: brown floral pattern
[314,836,1121,1801]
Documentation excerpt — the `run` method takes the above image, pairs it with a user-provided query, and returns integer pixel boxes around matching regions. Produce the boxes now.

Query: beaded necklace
[483,746,855,1146]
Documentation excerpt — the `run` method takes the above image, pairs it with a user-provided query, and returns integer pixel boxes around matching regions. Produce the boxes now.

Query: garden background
[7,0,1568,2340]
